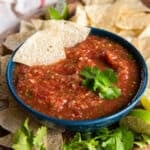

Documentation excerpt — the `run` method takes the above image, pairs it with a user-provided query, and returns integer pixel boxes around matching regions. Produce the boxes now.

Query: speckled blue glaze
[6,28,148,131]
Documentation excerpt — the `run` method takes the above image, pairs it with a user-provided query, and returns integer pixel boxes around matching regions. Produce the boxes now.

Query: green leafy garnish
[33,126,47,149]
[12,118,47,150]
[63,127,134,150]
[101,127,134,150]
[63,132,99,150]
[45,0,68,20]
[80,66,121,99]
[63,107,150,150]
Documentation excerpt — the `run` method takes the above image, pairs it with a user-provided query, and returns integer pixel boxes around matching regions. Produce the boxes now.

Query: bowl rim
[6,27,148,126]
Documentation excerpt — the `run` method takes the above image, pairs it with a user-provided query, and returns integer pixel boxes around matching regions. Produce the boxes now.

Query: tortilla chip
[31,19,44,30]
[117,0,150,13]
[81,0,150,30]
[47,129,63,150]
[139,37,150,59]
[8,95,19,108]
[0,106,56,133]
[0,134,13,148]
[0,55,18,109]
[40,20,90,36]
[116,12,150,30]
[70,5,89,26]
[58,21,90,48]
[118,30,140,42]
[95,1,126,30]
[20,20,35,33]
[0,55,15,103]
[0,100,9,111]
[13,30,65,66]
[0,107,36,133]
[0,44,4,55]
[139,24,150,39]
[85,4,111,27]
[82,0,114,5]
[0,55,11,78]
[0,76,9,100]
[92,0,150,30]
[3,31,34,51]
[133,37,150,59]
[13,21,90,66]
[41,20,90,47]
[0,78,17,109]
[135,25,150,60]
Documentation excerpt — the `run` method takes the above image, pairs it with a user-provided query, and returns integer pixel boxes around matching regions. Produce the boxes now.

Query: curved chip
[13,30,65,66]
[82,0,114,5]
[70,5,89,26]
[85,4,111,26]
[13,20,90,66]
[0,134,13,148]
[116,12,150,30]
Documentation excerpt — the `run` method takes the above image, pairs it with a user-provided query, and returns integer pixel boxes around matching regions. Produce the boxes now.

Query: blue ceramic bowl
[6,28,148,131]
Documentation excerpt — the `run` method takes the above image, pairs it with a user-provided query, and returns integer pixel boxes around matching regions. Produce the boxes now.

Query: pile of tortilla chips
[0,0,150,149]
[72,0,150,86]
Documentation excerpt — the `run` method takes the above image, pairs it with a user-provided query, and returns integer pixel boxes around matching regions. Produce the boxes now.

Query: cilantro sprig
[63,125,150,150]
[80,66,121,99]
[63,127,134,150]
[45,0,68,20]
[12,119,47,150]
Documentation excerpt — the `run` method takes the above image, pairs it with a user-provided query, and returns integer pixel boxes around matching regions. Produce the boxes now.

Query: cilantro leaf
[48,7,62,20]
[97,68,117,86]
[12,118,47,150]
[80,66,98,79]
[12,130,31,150]
[102,127,134,150]
[45,0,68,20]
[121,127,134,150]
[80,66,121,99]
[102,134,124,150]
[63,132,98,150]
[33,126,47,149]
[13,118,33,150]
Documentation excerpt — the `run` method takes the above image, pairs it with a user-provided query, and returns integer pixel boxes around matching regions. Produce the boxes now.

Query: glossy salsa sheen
[14,35,140,120]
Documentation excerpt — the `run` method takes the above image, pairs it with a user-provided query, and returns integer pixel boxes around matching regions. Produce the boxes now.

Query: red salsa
[14,35,140,120]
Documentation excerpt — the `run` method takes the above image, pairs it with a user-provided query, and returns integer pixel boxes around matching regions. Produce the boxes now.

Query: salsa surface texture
[14,35,140,120]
